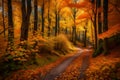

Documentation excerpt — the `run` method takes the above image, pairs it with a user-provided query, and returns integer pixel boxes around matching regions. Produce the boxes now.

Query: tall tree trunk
[103,0,109,54]
[55,11,58,36]
[33,0,38,34]
[47,0,51,37]
[58,12,60,34]
[20,0,26,41]
[41,0,45,37]
[103,0,108,31]
[2,0,6,38]
[20,0,32,41]
[84,28,87,47]
[93,0,98,50]
[97,0,102,34]
[97,0,103,51]
[7,0,14,51]
[73,9,77,45]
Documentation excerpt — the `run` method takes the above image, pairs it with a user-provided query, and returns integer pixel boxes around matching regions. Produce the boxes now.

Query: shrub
[0,34,75,77]
[53,34,74,54]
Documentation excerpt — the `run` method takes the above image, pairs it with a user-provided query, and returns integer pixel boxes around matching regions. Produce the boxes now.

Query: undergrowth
[0,34,75,78]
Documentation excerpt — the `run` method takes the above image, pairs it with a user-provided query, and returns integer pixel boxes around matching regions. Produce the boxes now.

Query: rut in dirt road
[78,54,90,79]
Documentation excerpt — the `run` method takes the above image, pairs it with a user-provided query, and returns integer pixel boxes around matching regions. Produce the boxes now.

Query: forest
[0,0,120,80]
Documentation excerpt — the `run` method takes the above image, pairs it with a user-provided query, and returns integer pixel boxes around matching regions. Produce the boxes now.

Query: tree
[70,0,79,44]
[83,20,88,47]
[47,0,51,37]
[97,0,102,34]
[53,0,64,36]
[54,0,58,36]
[33,0,38,34]
[41,0,45,37]
[20,0,32,41]
[2,0,6,38]
[7,0,14,51]
[103,0,109,54]
[89,0,98,50]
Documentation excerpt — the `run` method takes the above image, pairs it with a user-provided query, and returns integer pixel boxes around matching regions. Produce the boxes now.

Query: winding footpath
[44,48,90,80]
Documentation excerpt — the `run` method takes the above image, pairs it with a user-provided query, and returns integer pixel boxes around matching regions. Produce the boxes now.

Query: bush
[53,34,74,54]
[0,34,75,77]
[31,34,75,55]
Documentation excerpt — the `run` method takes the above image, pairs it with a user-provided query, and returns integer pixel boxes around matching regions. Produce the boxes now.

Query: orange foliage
[98,24,120,39]
[64,0,91,9]
[77,12,90,20]
[65,0,91,9]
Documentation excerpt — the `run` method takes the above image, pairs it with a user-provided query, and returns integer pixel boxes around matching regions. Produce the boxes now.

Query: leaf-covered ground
[5,50,78,80]
[4,45,120,80]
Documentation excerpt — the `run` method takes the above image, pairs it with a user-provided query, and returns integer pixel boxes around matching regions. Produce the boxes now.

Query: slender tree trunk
[47,0,51,37]
[97,0,103,51]
[33,0,38,34]
[94,14,98,50]
[7,0,14,51]
[25,0,32,39]
[65,27,68,34]
[20,0,26,41]
[97,0,102,34]
[73,11,77,44]
[20,0,32,41]
[103,0,109,54]
[41,0,45,37]
[58,12,60,34]
[91,21,94,47]
[55,11,58,36]
[92,0,98,50]
[103,0,108,31]
[2,0,6,38]
[84,28,87,47]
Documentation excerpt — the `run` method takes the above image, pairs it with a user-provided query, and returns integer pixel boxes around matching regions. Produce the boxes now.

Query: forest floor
[5,47,93,80]
[1,41,120,80]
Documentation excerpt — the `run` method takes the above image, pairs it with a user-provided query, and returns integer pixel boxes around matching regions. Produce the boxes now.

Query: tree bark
[84,28,87,47]
[92,0,98,50]
[33,0,38,34]
[103,0,109,54]
[2,0,6,38]
[41,0,45,37]
[20,0,32,41]
[97,0,102,34]
[47,0,51,37]
[58,12,60,34]
[55,11,58,36]
[7,0,14,50]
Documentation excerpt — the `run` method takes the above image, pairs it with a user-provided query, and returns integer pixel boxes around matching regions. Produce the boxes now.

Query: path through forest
[44,48,90,80]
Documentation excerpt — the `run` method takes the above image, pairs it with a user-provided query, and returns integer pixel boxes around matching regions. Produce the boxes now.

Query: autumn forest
[0,0,120,80]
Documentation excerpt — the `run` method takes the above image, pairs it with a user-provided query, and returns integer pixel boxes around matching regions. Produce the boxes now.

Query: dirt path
[44,48,84,80]
[78,54,90,79]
